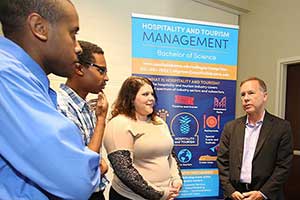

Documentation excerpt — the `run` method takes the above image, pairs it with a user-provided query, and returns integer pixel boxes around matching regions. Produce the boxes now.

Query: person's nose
[149,94,155,102]
[104,73,109,81]
[75,40,82,55]
[243,93,250,102]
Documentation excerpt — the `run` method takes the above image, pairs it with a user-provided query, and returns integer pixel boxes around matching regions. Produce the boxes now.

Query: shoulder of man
[264,111,290,124]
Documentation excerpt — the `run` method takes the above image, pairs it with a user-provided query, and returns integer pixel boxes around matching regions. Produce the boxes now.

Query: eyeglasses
[82,61,107,75]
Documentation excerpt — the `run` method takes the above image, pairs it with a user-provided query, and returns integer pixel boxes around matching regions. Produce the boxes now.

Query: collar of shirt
[59,83,89,112]
[0,36,50,91]
[246,110,265,128]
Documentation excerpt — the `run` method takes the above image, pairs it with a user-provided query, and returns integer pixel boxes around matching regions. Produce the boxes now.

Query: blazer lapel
[236,117,247,162]
[253,112,273,159]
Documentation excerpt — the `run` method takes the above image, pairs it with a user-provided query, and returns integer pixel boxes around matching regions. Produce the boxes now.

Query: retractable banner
[132,13,239,199]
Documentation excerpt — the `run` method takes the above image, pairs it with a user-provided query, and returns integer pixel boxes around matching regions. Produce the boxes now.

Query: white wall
[221,0,249,10]
[237,0,300,117]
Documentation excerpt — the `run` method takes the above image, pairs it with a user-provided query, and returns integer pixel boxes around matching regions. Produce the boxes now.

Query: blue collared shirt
[57,84,109,191]
[0,36,100,200]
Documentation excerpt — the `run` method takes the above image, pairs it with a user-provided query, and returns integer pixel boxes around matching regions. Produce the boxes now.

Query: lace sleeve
[108,150,164,200]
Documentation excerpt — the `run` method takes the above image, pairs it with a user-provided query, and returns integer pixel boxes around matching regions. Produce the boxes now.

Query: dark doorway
[284,63,300,199]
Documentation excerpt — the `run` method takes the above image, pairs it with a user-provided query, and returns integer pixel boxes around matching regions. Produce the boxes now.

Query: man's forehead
[57,0,78,22]
[94,53,106,62]
[241,80,259,87]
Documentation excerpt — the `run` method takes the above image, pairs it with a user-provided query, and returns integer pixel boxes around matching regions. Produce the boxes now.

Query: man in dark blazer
[217,77,293,200]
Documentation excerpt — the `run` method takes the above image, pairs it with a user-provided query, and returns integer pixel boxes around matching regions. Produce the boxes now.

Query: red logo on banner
[175,95,194,105]
[203,114,220,129]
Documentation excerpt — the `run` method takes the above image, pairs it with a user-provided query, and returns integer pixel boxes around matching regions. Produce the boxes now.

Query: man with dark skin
[0,0,103,199]
[57,40,110,200]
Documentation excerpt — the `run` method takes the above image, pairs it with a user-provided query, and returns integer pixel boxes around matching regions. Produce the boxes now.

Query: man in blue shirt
[57,40,110,200]
[0,0,102,199]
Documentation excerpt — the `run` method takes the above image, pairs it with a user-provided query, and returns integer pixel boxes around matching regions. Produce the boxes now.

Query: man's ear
[74,64,85,76]
[27,13,48,41]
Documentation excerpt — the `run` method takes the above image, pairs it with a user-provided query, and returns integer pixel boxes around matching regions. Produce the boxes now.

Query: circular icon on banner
[206,116,218,128]
[170,112,199,137]
[178,149,192,163]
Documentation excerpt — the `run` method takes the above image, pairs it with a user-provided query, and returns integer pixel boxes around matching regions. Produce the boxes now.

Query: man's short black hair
[0,0,70,36]
[78,40,104,66]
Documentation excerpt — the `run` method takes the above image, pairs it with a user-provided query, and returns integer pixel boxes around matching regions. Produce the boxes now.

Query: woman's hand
[166,179,182,200]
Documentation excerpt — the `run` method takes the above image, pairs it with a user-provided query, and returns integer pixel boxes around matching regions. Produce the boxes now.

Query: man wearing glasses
[57,40,109,200]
